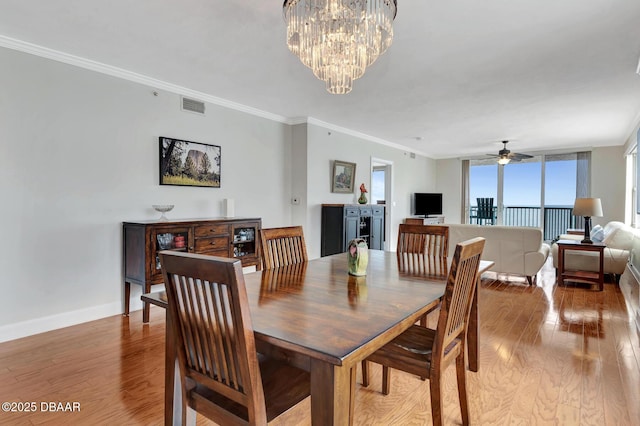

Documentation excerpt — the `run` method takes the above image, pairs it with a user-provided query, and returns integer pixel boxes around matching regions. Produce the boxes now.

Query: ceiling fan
[487,141,533,165]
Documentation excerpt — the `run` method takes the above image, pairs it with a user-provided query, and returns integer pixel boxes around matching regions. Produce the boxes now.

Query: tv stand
[405,216,445,225]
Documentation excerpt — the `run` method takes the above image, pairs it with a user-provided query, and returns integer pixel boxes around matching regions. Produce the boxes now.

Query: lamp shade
[573,198,603,217]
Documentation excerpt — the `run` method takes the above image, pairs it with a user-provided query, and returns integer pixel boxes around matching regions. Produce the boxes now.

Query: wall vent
[181,96,205,115]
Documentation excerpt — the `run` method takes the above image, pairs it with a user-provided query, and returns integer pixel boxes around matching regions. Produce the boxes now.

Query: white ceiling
[2,0,640,158]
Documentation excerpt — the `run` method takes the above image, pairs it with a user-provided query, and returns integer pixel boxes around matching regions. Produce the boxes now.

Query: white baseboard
[0,275,257,343]
[0,298,144,343]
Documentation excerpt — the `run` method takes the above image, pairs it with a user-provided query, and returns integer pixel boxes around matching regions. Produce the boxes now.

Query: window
[465,152,590,240]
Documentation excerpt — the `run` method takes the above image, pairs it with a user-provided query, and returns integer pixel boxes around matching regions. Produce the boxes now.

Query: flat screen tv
[413,193,443,217]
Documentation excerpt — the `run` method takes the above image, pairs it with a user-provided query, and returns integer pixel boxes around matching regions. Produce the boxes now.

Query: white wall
[290,124,308,229]
[591,146,626,226]
[436,158,464,224]
[305,123,436,257]
[0,47,292,341]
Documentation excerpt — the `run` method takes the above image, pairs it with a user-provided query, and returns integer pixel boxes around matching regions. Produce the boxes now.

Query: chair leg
[361,360,369,387]
[429,368,443,426]
[382,366,391,395]
[349,367,357,425]
[456,353,470,425]
[526,275,534,286]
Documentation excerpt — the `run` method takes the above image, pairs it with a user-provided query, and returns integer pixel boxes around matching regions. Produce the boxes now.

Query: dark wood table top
[247,251,451,366]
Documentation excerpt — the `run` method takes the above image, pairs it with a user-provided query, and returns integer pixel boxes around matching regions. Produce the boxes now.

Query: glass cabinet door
[152,226,191,271]
[232,224,258,259]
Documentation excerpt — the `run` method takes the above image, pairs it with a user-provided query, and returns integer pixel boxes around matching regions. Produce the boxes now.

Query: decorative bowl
[152,204,174,220]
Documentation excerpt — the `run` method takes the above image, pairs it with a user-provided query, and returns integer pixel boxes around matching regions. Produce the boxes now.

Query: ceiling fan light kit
[283,0,397,94]
[490,140,533,165]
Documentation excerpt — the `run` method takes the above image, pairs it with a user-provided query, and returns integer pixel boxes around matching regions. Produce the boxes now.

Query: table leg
[310,359,353,425]
[468,275,480,372]
[558,246,565,285]
[598,248,604,291]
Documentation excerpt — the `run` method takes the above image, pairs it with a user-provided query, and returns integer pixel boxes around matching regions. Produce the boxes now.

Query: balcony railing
[469,205,585,241]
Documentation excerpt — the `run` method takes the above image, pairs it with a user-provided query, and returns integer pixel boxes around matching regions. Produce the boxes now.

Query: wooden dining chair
[260,226,308,269]
[159,251,310,425]
[397,224,450,326]
[397,223,449,269]
[362,237,486,426]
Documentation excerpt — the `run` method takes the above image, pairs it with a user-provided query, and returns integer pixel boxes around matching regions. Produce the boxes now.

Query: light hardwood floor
[1,258,638,425]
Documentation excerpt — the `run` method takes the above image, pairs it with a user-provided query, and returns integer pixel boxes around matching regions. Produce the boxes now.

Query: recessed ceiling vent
[181,96,205,115]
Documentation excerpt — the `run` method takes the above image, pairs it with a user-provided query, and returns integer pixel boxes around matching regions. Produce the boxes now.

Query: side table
[556,239,605,291]
[566,228,584,236]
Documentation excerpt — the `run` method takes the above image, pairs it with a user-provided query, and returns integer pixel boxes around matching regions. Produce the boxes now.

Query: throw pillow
[603,224,635,250]
[590,224,604,242]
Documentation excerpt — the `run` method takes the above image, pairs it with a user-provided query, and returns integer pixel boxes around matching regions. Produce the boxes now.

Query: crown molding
[306,117,430,158]
[0,35,290,124]
[0,35,426,157]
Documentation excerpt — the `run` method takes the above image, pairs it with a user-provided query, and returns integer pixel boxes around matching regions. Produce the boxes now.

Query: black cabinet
[321,204,385,256]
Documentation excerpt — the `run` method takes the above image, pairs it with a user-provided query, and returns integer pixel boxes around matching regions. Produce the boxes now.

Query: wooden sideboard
[123,217,261,322]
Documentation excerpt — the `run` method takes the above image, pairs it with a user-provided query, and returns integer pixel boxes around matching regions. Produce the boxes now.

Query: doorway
[371,157,393,251]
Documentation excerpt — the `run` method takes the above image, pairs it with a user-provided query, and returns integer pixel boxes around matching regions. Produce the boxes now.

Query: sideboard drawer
[195,236,230,253]
[195,224,229,237]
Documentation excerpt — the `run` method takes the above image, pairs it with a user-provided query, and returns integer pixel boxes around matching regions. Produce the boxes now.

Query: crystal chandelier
[283,0,397,94]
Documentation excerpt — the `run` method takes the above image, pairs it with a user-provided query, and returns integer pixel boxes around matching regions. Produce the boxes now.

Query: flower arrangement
[358,183,368,204]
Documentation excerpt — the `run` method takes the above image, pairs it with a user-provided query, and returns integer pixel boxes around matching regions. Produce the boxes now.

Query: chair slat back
[435,237,485,358]
[260,226,308,269]
[159,251,266,421]
[397,253,449,278]
[397,224,449,273]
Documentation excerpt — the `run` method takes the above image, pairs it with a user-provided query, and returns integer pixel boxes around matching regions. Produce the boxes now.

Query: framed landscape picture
[159,137,221,188]
[332,160,356,193]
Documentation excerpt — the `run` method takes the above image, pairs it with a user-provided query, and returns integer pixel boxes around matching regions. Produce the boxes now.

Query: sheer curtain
[576,151,591,199]
[461,159,470,223]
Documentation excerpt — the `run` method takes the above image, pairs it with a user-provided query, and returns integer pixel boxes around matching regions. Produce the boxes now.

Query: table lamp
[572,198,603,244]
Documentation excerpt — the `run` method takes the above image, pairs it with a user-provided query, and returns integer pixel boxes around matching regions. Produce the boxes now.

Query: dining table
[142,250,493,426]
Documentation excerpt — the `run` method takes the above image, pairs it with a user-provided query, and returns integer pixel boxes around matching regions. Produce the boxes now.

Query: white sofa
[446,224,550,285]
[551,221,640,278]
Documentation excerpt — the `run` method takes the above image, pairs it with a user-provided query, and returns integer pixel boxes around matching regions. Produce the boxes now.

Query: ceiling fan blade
[509,152,533,160]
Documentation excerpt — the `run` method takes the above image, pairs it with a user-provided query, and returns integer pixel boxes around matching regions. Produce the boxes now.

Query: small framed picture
[331,160,356,193]
[159,137,221,188]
